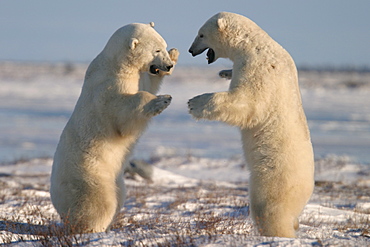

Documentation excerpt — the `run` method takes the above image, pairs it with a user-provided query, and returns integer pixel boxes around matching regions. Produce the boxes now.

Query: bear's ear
[130,38,139,50]
[149,22,155,28]
[217,18,227,32]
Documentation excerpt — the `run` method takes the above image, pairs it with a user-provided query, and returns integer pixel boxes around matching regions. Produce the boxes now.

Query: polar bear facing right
[188,12,314,238]
[50,23,174,233]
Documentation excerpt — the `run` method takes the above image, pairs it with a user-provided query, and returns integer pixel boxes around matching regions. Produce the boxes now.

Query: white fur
[188,12,314,237]
[50,23,178,233]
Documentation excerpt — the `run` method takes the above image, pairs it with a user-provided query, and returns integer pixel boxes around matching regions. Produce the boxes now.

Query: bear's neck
[98,57,141,94]
[114,65,141,94]
[229,53,260,90]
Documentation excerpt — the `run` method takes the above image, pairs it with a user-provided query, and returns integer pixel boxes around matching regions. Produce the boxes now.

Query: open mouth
[149,65,161,75]
[206,48,215,64]
[149,65,173,75]
[188,46,216,64]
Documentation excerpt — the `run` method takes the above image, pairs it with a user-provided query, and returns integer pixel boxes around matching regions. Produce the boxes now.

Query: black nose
[188,49,193,55]
[166,65,173,71]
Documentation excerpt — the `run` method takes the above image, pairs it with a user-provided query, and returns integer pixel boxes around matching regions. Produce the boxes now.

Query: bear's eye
[199,34,204,38]
[155,49,161,53]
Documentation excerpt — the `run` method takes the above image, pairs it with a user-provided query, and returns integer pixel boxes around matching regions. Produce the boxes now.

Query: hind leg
[251,207,297,238]
[250,192,298,238]
[116,171,126,213]
[60,178,119,233]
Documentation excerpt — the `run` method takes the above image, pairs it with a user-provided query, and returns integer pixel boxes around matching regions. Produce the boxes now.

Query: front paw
[187,93,214,119]
[219,69,232,79]
[144,94,172,117]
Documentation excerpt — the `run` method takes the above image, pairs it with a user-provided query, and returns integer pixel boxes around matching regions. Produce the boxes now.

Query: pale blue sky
[0,0,369,66]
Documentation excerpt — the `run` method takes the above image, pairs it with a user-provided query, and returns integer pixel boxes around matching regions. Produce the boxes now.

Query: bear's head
[103,23,173,74]
[189,12,255,64]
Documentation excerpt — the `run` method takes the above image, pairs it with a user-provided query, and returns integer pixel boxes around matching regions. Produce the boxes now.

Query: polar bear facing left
[50,23,175,233]
[188,12,314,238]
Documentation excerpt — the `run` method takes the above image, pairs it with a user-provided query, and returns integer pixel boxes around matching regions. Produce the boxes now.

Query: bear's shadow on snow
[0,220,60,236]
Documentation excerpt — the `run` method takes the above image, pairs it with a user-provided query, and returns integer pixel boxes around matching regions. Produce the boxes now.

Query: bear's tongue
[206,48,215,64]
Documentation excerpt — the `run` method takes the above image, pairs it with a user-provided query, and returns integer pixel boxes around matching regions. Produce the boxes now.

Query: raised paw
[219,69,232,79]
[144,94,172,117]
[187,93,214,119]
[168,48,180,65]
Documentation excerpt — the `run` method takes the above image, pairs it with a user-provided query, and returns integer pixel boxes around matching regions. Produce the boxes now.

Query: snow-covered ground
[0,62,370,246]
[1,156,370,246]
